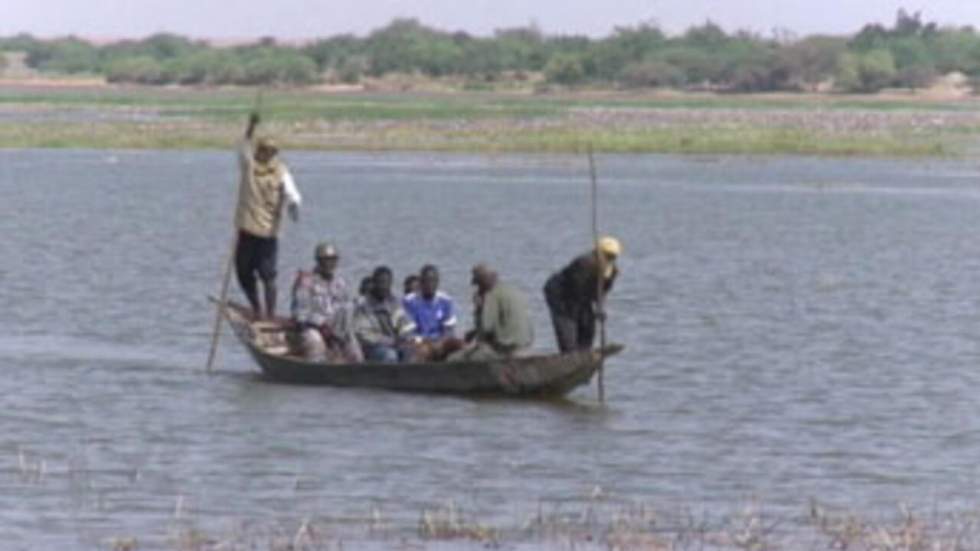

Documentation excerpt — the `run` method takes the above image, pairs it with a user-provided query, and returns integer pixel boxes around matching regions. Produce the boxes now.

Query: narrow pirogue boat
[217,300,623,397]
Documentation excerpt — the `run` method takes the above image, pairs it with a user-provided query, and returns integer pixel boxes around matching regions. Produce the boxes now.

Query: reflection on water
[2,150,980,547]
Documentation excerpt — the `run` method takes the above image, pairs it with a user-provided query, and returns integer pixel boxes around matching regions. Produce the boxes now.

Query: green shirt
[477,283,534,351]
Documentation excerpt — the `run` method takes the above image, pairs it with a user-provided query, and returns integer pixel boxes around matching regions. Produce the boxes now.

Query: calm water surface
[2,150,980,548]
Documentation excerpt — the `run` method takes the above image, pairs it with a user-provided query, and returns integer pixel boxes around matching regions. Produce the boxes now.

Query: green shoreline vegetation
[3,9,980,156]
[4,10,980,93]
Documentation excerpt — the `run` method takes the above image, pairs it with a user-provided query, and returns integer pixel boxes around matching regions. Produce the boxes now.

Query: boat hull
[219,301,622,397]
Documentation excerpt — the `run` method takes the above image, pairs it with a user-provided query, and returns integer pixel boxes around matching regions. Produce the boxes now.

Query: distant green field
[1,86,976,114]
[1,86,978,155]
[0,88,561,120]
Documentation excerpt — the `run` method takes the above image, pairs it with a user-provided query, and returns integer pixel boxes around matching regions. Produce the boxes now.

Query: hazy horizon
[4,0,980,42]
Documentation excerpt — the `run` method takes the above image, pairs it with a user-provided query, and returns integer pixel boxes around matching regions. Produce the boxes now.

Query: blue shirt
[403,291,457,340]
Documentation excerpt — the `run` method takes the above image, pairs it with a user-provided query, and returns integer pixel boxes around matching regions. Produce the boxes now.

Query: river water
[2,150,980,548]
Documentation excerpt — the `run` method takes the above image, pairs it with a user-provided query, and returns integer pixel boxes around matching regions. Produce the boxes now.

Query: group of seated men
[289,241,534,364]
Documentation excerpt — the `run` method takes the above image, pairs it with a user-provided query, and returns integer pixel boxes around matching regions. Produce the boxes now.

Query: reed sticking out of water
[418,501,497,543]
[16,447,45,484]
[147,498,980,550]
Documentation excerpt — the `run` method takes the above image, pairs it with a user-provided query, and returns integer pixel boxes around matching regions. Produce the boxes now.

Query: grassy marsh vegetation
[1,86,978,156]
[108,498,980,550]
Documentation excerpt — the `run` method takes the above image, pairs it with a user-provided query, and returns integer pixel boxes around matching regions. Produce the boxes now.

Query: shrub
[618,60,685,88]
[895,64,936,89]
[836,49,897,92]
[105,56,165,84]
[544,53,585,85]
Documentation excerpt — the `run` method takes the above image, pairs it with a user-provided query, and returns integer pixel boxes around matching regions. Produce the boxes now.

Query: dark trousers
[235,231,278,312]
[543,276,596,353]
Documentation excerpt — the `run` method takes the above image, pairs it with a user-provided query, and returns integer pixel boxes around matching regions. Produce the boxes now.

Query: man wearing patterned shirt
[354,266,415,363]
[290,242,362,362]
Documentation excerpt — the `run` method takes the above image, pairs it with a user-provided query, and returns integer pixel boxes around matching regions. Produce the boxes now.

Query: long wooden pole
[588,144,606,403]
[205,233,238,372]
[206,91,264,372]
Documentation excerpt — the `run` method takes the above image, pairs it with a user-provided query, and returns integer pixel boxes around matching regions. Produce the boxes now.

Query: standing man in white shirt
[234,111,301,320]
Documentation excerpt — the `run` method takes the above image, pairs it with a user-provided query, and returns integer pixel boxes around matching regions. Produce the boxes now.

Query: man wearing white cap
[543,236,621,353]
[233,111,301,320]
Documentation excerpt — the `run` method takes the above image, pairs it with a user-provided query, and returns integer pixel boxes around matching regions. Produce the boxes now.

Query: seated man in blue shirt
[403,265,463,360]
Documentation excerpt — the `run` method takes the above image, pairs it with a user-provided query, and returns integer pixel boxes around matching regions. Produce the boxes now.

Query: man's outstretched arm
[245,111,260,139]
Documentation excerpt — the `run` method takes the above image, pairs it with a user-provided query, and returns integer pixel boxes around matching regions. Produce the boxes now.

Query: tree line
[2,10,979,92]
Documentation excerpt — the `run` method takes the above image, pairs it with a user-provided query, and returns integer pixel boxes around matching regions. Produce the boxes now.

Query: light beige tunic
[234,139,301,238]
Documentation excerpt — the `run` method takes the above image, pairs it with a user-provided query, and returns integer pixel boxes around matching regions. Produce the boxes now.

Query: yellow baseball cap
[598,236,622,257]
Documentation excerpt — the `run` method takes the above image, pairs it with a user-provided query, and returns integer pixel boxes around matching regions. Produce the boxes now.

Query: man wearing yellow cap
[543,236,621,353]
[233,111,302,320]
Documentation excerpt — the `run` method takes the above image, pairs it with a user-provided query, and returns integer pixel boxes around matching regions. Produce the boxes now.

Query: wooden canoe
[217,300,623,397]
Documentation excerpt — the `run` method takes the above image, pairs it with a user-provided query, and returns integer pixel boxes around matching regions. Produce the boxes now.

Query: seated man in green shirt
[452,263,534,361]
